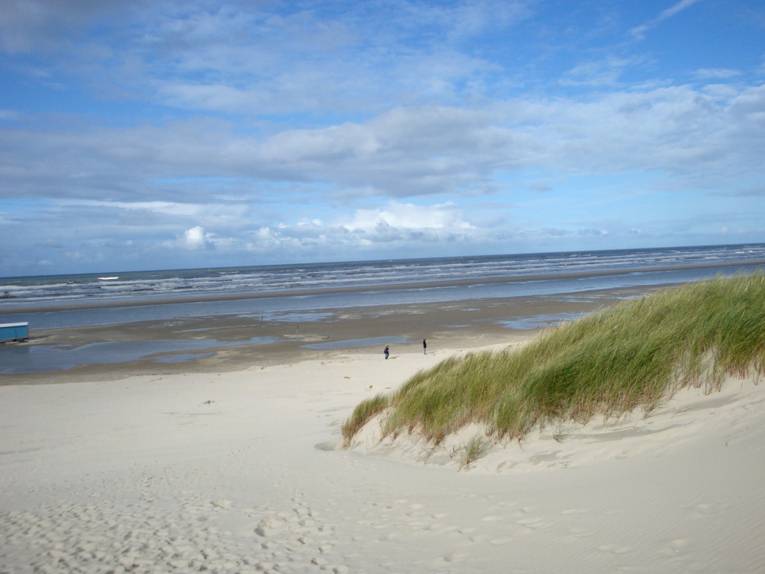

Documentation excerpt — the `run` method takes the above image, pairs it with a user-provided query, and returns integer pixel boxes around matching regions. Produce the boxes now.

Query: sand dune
[2,342,764,573]
[348,373,765,473]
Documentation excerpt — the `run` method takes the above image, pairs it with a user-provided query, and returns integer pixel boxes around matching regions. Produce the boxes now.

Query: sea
[2,243,765,331]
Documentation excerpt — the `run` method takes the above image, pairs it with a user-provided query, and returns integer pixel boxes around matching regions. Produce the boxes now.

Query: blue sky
[1,0,764,275]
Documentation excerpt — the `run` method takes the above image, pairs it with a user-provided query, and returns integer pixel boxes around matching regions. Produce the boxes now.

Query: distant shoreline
[3,241,764,282]
[2,257,763,315]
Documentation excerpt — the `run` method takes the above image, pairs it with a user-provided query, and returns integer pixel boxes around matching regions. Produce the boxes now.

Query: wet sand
[0,285,659,384]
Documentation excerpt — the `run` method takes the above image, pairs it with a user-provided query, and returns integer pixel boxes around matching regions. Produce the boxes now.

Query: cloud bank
[0,0,763,275]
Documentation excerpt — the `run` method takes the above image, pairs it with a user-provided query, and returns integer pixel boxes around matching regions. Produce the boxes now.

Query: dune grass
[458,435,490,469]
[341,393,389,441]
[342,274,765,446]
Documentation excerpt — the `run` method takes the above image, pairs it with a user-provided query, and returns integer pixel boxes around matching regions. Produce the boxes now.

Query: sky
[1,0,764,276]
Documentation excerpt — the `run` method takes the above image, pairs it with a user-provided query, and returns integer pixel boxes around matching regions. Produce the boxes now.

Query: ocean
[2,243,765,331]
[2,243,765,375]
[3,243,765,325]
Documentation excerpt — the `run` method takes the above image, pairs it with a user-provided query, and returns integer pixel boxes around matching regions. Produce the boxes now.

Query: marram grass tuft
[342,274,765,445]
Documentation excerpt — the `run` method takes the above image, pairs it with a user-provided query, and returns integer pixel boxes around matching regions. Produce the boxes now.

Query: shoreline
[2,257,763,315]
[0,285,655,384]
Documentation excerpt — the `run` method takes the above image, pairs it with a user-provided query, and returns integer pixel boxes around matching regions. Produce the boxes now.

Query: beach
[1,286,635,382]
[4,0,765,569]
[2,251,765,573]
[2,334,765,573]
[4,245,765,382]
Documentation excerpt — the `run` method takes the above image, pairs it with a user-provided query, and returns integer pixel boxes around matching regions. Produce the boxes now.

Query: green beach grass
[342,274,765,446]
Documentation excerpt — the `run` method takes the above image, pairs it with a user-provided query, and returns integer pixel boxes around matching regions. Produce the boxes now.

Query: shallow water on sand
[3,262,763,331]
[304,335,410,351]
[0,336,278,374]
[499,311,587,330]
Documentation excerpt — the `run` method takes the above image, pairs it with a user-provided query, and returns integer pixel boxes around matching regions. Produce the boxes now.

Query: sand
[2,338,765,573]
[4,289,631,384]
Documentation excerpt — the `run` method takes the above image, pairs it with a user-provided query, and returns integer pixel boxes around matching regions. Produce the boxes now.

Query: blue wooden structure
[0,322,29,343]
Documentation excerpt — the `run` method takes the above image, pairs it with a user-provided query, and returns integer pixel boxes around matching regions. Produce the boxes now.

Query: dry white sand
[2,341,765,574]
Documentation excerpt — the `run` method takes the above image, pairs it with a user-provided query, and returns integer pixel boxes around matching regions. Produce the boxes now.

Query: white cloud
[630,0,702,40]
[242,202,481,254]
[77,200,203,216]
[693,68,741,80]
[2,81,764,204]
[560,57,637,87]
[0,0,129,53]
[182,226,210,249]
[245,226,306,252]
[2,2,764,274]
[661,0,702,19]
[60,1,521,117]
[67,200,251,227]
[342,202,474,233]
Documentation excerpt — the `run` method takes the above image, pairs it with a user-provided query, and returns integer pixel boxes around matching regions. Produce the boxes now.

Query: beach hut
[0,322,29,343]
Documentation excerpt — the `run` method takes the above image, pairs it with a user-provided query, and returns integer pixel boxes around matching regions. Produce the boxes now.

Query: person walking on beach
[384,345,390,360]
[422,338,427,355]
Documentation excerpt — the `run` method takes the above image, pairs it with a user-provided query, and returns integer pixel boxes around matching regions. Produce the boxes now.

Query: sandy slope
[1,342,764,574]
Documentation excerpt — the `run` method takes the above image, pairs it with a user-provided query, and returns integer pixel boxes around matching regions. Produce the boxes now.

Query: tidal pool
[0,336,277,375]
[304,335,410,351]
[500,311,588,330]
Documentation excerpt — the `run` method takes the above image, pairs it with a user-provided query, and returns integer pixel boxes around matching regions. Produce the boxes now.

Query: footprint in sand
[658,538,691,557]
[561,508,589,515]
[1,496,266,574]
[516,517,546,530]
[685,501,728,519]
[250,493,349,574]
[490,537,513,545]
[598,544,632,555]
[566,526,595,539]
[254,516,287,537]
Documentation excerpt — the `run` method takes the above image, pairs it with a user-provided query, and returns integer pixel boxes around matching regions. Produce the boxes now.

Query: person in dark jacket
[384,345,390,360]
[422,338,427,355]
